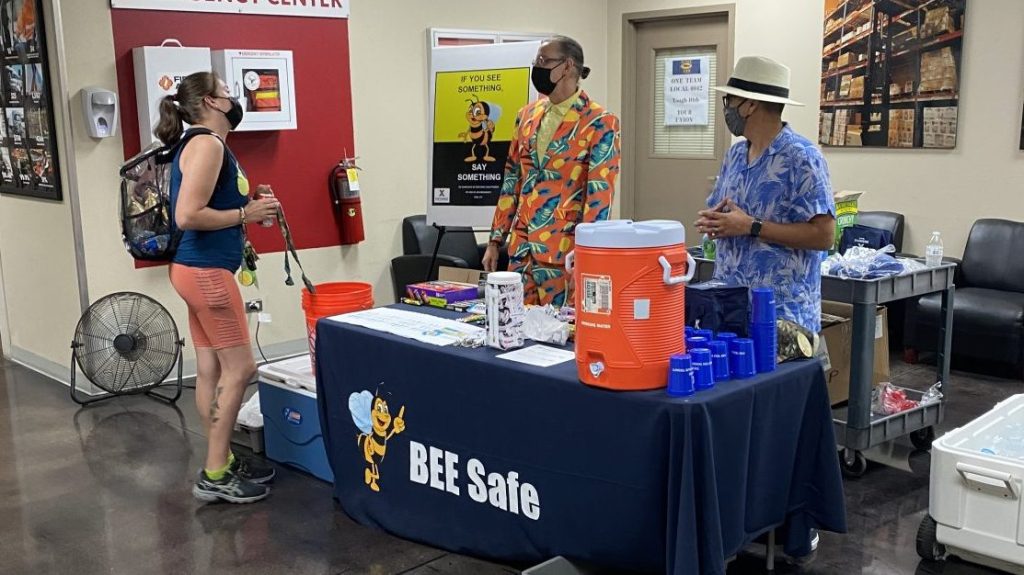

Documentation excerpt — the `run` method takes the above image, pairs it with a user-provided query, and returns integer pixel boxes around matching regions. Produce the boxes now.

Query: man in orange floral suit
[482,36,621,307]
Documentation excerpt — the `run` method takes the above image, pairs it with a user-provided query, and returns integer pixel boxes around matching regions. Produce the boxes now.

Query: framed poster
[818,0,966,149]
[427,41,539,228]
[0,0,61,200]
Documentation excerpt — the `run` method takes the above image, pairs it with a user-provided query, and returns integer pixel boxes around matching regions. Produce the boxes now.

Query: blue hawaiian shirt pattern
[707,125,836,333]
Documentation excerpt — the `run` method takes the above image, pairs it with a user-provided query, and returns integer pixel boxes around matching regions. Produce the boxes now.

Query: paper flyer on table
[329,308,482,346]
[496,345,575,368]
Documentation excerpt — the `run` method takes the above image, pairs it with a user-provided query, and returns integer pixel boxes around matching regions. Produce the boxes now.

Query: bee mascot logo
[349,388,406,492]
[457,95,502,163]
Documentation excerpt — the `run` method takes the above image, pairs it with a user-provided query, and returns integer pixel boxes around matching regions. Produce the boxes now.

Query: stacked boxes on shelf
[923,107,957,148]
[831,109,850,146]
[849,76,865,99]
[888,109,915,148]
[820,112,834,145]
[920,47,957,93]
[839,74,853,98]
[920,6,957,38]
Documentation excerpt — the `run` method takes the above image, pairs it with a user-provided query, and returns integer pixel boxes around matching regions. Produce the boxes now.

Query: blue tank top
[169,134,251,272]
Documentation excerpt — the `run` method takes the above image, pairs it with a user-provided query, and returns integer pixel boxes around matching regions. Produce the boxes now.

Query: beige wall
[0,0,611,377]
[0,0,82,369]
[609,0,1024,256]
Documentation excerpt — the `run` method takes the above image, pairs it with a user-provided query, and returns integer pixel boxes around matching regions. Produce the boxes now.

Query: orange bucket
[302,282,374,371]
[567,220,695,390]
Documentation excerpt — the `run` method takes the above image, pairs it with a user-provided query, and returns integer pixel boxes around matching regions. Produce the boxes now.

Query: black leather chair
[390,215,507,301]
[905,219,1024,378]
[857,211,905,252]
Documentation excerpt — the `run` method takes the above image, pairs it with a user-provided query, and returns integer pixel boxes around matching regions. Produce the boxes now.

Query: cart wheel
[910,427,936,450]
[840,449,868,478]
[916,515,946,561]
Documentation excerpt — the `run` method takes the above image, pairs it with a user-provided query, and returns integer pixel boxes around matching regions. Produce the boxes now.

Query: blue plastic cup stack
[716,332,738,345]
[709,340,730,382]
[685,336,709,353]
[691,348,715,390]
[749,288,778,374]
[694,329,714,342]
[685,326,696,338]
[729,338,757,379]
[667,354,696,397]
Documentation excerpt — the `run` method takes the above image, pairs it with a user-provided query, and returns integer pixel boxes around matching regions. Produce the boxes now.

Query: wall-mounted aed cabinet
[133,41,211,148]
[212,49,297,132]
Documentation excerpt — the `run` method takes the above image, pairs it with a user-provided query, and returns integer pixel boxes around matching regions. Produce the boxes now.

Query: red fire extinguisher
[330,154,365,244]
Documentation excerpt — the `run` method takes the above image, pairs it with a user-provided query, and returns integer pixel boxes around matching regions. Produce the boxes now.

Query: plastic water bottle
[925,231,943,267]
[702,233,716,260]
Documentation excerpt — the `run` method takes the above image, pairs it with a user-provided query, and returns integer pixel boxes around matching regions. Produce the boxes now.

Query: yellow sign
[433,67,529,143]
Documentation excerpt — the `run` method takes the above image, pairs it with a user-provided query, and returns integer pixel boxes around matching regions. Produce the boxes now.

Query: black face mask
[215,97,244,130]
[531,63,563,96]
[724,99,749,137]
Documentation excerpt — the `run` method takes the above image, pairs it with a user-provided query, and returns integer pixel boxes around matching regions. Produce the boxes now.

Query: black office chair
[857,211,906,253]
[390,215,507,302]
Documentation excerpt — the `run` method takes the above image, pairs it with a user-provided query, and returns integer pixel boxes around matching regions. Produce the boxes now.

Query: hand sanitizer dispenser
[81,87,118,138]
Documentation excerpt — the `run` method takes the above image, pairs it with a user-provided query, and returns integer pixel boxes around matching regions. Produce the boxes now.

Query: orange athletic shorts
[169,264,250,350]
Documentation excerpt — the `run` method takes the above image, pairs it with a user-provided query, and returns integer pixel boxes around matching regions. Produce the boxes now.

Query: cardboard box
[821,302,891,406]
[405,280,479,307]
[438,266,485,286]
[839,74,853,98]
[838,52,852,68]
[849,76,865,99]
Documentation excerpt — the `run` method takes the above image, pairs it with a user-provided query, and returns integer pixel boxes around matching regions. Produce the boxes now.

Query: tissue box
[406,280,479,307]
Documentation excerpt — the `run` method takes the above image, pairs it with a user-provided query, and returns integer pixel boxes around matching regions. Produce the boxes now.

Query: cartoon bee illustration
[457,95,501,163]
[349,388,405,492]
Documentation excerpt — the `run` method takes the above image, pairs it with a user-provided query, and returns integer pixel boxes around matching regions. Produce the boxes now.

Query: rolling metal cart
[821,262,957,477]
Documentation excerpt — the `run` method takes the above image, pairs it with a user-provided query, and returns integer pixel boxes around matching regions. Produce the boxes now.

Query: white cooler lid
[575,219,686,249]
[257,354,317,394]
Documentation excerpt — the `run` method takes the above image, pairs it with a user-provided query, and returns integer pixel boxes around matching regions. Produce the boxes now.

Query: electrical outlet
[245,299,263,313]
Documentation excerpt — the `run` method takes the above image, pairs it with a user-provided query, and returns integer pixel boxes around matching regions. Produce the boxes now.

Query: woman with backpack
[156,71,279,504]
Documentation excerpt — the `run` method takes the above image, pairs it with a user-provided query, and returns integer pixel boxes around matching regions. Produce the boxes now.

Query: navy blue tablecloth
[316,306,846,574]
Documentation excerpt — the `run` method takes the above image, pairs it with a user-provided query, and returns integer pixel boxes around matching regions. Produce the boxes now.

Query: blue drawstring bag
[685,281,750,337]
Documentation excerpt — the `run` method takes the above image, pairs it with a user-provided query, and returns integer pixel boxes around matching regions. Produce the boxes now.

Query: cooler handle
[565,251,575,273]
[660,253,696,286]
[955,462,1017,498]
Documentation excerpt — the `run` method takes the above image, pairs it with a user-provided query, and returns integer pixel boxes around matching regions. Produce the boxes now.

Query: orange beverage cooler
[567,220,695,390]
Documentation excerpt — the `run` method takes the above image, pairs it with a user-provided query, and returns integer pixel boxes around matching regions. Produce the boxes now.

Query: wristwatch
[750,218,763,238]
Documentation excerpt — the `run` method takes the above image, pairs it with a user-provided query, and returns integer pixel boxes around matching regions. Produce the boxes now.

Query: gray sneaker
[230,455,276,484]
[193,470,269,504]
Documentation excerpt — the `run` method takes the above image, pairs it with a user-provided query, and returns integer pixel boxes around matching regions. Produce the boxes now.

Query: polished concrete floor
[0,357,1020,575]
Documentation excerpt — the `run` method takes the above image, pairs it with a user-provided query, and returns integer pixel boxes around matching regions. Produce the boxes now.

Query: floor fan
[70,292,184,405]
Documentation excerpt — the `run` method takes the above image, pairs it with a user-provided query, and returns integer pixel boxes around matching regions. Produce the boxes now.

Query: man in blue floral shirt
[696,56,836,334]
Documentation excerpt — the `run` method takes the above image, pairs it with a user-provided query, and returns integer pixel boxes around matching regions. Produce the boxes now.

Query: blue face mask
[724,99,749,137]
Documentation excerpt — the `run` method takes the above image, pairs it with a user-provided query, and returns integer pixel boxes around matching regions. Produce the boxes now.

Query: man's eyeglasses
[532,56,565,68]
[722,95,748,108]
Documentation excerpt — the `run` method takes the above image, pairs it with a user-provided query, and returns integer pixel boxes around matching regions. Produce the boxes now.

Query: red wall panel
[111,10,355,257]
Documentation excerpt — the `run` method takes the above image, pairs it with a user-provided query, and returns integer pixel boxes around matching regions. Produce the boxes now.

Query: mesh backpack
[119,128,214,261]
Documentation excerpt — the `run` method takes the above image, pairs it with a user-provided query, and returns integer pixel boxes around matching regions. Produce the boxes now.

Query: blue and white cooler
[257,355,334,483]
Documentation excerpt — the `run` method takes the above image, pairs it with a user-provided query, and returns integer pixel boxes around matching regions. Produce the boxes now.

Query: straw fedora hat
[714,56,804,107]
